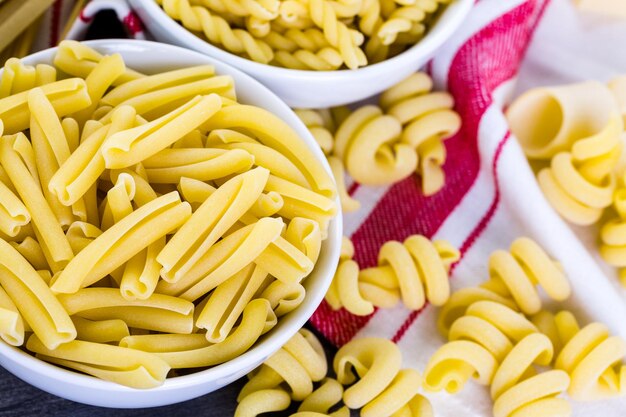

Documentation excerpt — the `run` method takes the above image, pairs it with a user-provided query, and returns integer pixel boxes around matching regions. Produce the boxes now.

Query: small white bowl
[129,0,473,108]
[0,39,342,408]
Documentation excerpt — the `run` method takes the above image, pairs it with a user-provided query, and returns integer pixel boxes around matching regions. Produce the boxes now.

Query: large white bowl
[0,39,342,408]
[129,0,473,108]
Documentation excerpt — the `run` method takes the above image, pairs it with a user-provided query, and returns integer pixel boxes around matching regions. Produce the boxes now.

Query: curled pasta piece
[600,187,626,284]
[294,108,335,155]
[142,148,254,183]
[53,40,143,85]
[65,221,102,254]
[260,280,306,317]
[284,217,322,263]
[334,105,417,185]
[153,298,276,368]
[334,337,432,417]
[51,192,192,293]
[491,333,571,417]
[327,235,459,315]
[380,72,461,195]
[0,177,29,238]
[506,80,620,159]
[101,94,223,169]
[376,5,425,46]
[0,238,75,349]
[0,133,74,269]
[298,378,349,417]
[9,237,47,270]
[235,389,291,417]
[158,167,269,283]
[274,47,344,71]
[535,310,626,401]
[239,328,327,401]
[424,301,537,393]
[537,114,622,225]
[58,288,194,334]
[328,156,360,213]
[27,335,170,389]
[307,0,367,69]
[159,0,274,64]
[0,78,91,134]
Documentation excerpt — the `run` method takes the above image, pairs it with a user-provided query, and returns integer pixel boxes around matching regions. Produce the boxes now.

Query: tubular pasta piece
[101,94,222,169]
[0,58,36,98]
[239,328,326,401]
[234,389,291,417]
[142,148,254,183]
[328,156,360,213]
[51,192,192,293]
[334,105,417,186]
[0,238,75,349]
[78,306,194,334]
[119,333,210,352]
[294,109,335,155]
[298,378,349,417]
[202,105,337,198]
[284,217,322,263]
[0,78,91,134]
[66,221,102,254]
[0,134,74,268]
[154,298,276,368]
[506,80,620,159]
[0,285,24,346]
[158,167,270,283]
[600,188,626,280]
[260,280,305,317]
[27,335,170,389]
[53,40,143,85]
[0,178,29,237]
[72,316,130,343]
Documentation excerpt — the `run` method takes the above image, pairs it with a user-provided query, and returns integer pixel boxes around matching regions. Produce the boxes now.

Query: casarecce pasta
[326,234,459,315]
[0,41,336,389]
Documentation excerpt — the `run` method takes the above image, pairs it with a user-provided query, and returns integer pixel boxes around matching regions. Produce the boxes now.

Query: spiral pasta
[532,310,626,401]
[537,114,622,225]
[334,337,433,417]
[380,72,461,196]
[599,185,626,285]
[326,234,459,315]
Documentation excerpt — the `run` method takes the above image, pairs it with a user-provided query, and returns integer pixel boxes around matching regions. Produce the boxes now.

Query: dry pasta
[326,235,459,315]
[600,186,626,286]
[0,41,335,389]
[158,0,451,70]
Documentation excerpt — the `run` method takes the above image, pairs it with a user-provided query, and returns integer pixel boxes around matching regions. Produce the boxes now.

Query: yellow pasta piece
[65,221,102,254]
[119,333,210,352]
[0,238,75,349]
[600,188,626,284]
[9,237,47,270]
[380,72,461,196]
[202,105,337,198]
[0,78,91,134]
[49,105,136,206]
[234,389,291,417]
[284,217,322,263]
[537,114,622,225]
[62,117,79,153]
[333,105,417,186]
[142,147,254,183]
[260,280,305,317]
[27,335,170,389]
[298,378,349,417]
[491,334,571,417]
[294,109,335,155]
[53,40,143,86]
[196,263,269,342]
[507,80,620,159]
[0,285,24,346]
[239,328,327,401]
[158,167,269,283]
[154,298,276,368]
[101,94,222,169]
[72,316,130,343]
[0,176,29,237]
[328,156,360,213]
[0,133,74,268]
[71,53,126,126]
[51,192,191,293]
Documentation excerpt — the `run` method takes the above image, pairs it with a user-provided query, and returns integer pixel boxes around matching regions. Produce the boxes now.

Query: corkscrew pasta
[600,185,626,286]
[0,41,336,388]
[157,0,452,70]
[326,234,459,315]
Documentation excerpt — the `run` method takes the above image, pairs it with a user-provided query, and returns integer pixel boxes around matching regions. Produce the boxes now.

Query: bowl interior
[0,39,342,398]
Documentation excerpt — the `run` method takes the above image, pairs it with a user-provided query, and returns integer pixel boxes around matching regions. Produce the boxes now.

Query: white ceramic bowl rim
[133,0,473,80]
[0,39,342,399]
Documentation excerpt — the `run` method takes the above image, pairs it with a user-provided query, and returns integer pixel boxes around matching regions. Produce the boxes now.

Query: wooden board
[0,0,55,52]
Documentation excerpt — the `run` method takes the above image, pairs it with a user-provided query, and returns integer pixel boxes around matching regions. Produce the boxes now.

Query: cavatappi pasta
[325,235,459,316]
[296,72,461,198]
[0,40,337,388]
[235,332,432,417]
[157,0,453,70]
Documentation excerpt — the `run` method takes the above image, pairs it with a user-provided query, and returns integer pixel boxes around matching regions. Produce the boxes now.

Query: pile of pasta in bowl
[0,39,338,391]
